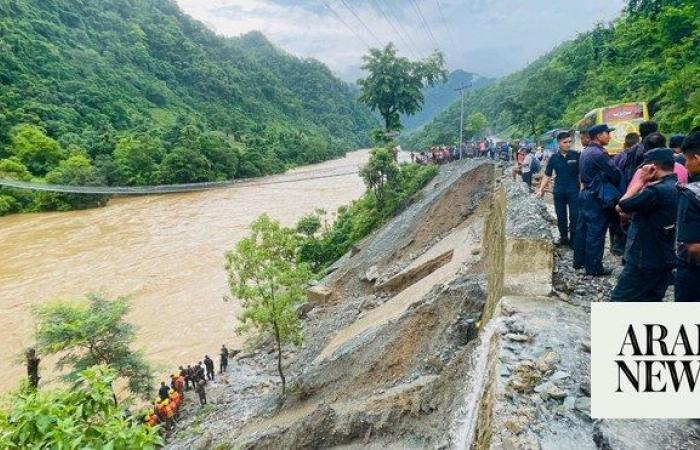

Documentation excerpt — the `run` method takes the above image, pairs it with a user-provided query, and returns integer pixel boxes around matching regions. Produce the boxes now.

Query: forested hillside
[400,70,492,132]
[0,0,376,214]
[404,0,699,149]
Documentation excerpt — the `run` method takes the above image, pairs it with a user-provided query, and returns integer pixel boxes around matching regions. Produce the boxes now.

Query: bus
[572,102,649,154]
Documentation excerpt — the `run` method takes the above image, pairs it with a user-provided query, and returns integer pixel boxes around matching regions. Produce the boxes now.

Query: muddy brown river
[0,150,371,392]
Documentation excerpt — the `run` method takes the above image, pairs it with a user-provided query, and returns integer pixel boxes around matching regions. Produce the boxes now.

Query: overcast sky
[175,0,626,82]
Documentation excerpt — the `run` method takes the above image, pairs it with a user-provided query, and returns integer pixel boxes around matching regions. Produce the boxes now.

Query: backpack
[530,157,541,174]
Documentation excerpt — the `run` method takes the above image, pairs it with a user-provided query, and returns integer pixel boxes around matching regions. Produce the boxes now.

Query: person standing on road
[573,124,622,276]
[537,132,580,247]
[610,149,679,301]
[521,147,535,190]
[675,132,700,302]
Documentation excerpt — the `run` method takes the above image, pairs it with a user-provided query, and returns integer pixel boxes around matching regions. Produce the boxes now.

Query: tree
[7,124,66,176]
[465,112,488,139]
[113,134,163,185]
[358,43,447,132]
[159,146,213,184]
[38,154,107,211]
[0,366,162,449]
[31,293,153,399]
[360,147,399,208]
[225,215,313,394]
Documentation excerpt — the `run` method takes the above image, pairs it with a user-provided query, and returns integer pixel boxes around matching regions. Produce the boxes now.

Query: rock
[550,370,570,381]
[426,355,445,372]
[563,396,576,410]
[504,416,528,434]
[295,302,315,318]
[509,360,542,393]
[579,379,591,396]
[535,351,560,373]
[546,385,566,400]
[575,396,591,414]
[359,295,379,311]
[307,285,333,304]
[579,341,591,353]
[351,245,361,256]
[502,435,541,450]
[506,333,531,343]
[360,265,380,282]
[471,248,481,255]
[534,382,549,394]
[500,365,512,377]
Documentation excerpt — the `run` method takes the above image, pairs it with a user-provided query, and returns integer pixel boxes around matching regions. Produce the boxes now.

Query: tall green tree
[7,125,66,176]
[225,215,313,394]
[0,366,162,449]
[31,293,153,399]
[360,147,399,208]
[358,43,447,132]
[465,112,488,139]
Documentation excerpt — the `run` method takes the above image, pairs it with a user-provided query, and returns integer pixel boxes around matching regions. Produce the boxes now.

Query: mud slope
[167,160,498,450]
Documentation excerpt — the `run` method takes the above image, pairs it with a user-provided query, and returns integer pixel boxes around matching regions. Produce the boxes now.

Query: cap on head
[642,148,674,166]
[588,124,616,139]
[681,132,700,152]
[669,134,686,149]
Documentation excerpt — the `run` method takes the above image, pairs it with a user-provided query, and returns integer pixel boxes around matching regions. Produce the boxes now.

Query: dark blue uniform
[573,144,622,275]
[545,150,580,244]
[610,174,679,301]
[675,177,700,302]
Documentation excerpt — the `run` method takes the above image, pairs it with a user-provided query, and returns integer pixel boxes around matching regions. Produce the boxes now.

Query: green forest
[0,0,377,215]
[404,0,700,149]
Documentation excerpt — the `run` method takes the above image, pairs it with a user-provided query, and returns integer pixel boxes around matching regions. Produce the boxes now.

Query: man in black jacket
[610,148,679,301]
[203,355,215,381]
[676,132,700,302]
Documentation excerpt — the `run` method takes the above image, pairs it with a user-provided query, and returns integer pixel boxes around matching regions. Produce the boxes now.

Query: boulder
[307,285,333,305]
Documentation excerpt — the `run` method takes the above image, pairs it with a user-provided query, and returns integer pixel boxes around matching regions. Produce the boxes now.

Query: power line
[337,0,384,48]
[434,0,458,56]
[369,0,419,59]
[408,0,441,53]
[318,0,372,49]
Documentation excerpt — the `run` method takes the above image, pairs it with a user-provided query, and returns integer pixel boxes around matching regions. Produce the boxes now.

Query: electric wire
[369,0,419,59]
[337,0,384,47]
[318,0,372,49]
[408,0,441,53]
[434,0,458,56]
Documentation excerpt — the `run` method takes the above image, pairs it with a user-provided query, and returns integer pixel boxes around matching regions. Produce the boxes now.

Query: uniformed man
[573,124,622,276]
[537,131,580,247]
[676,131,700,302]
[610,149,679,301]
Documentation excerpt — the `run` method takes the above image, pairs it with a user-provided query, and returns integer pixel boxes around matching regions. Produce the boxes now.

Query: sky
[175,0,627,82]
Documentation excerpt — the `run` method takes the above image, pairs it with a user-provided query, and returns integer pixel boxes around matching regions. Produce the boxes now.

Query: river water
[0,150,371,392]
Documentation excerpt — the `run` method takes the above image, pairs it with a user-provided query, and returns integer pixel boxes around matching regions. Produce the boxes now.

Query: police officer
[573,124,622,276]
[537,131,580,247]
[610,149,679,301]
[676,131,700,302]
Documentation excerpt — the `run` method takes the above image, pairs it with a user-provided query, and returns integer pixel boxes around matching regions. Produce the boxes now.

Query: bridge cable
[0,169,364,195]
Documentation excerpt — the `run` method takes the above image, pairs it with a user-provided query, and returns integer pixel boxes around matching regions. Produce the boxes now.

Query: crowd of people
[512,121,700,302]
[142,344,232,431]
[410,138,518,165]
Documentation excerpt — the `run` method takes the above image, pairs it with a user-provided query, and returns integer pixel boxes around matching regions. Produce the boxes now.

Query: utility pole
[455,83,472,159]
